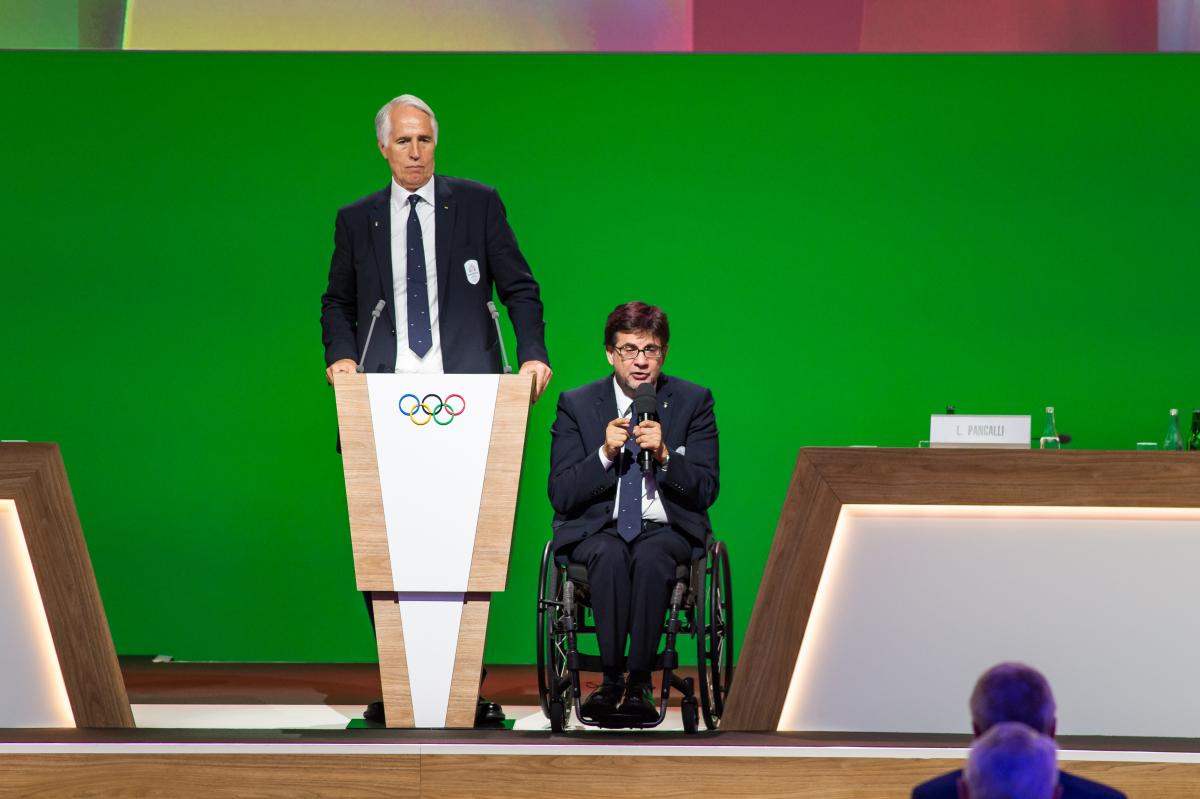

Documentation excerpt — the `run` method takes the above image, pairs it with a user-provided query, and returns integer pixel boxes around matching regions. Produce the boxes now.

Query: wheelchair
[535,534,734,734]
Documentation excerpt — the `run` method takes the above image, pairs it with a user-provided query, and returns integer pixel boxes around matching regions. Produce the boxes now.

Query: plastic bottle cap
[1170,409,1179,415]
[1045,406,1054,413]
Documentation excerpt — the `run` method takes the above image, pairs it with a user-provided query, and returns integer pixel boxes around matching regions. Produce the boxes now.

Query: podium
[333,373,532,728]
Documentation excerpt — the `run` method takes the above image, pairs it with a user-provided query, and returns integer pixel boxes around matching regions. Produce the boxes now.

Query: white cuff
[598,446,615,470]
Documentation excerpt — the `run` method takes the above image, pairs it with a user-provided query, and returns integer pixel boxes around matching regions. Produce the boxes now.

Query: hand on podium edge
[518,359,553,403]
[326,358,358,384]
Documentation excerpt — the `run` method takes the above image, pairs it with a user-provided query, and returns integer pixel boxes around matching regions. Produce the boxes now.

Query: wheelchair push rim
[536,540,573,725]
[697,539,734,729]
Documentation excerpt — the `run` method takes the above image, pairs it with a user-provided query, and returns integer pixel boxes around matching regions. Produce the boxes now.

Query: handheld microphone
[486,301,513,374]
[355,300,387,374]
[633,382,658,472]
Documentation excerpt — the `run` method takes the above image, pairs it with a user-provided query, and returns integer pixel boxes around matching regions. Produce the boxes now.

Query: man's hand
[634,420,670,464]
[519,359,553,403]
[604,416,631,462]
[326,358,358,384]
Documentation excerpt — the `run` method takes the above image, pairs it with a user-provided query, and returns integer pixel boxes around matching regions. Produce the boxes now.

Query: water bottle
[1164,409,1183,451]
[1189,410,1200,452]
[1039,406,1060,450]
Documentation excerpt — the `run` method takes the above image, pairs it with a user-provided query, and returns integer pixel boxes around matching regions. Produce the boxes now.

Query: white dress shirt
[389,176,444,374]
[597,378,669,524]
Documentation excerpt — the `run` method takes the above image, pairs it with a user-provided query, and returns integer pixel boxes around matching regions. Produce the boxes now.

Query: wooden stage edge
[2,731,1200,798]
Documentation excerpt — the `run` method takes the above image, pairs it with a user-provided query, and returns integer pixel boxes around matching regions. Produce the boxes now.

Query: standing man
[321,94,552,726]
[548,302,719,722]
[321,93,551,395]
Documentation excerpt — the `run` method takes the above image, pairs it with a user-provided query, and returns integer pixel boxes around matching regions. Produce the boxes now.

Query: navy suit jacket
[320,175,549,374]
[548,374,719,553]
[913,768,1126,799]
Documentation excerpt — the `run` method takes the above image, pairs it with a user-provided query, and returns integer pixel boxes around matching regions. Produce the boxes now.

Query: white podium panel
[0,501,74,727]
[780,504,1200,737]
[397,593,463,728]
[367,374,499,592]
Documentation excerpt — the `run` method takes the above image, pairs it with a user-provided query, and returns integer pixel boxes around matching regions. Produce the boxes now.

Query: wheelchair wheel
[697,540,734,730]
[536,541,573,728]
[549,699,567,734]
[681,697,699,735]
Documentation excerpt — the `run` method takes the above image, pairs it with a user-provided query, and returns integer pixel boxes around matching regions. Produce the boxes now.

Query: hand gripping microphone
[355,300,387,374]
[633,382,659,472]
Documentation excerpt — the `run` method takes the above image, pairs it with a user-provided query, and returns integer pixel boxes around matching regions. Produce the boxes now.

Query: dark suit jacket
[548,374,719,553]
[913,768,1126,799]
[320,175,549,374]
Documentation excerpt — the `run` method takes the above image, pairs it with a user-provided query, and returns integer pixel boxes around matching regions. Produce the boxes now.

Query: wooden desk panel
[0,443,133,728]
[723,448,1200,731]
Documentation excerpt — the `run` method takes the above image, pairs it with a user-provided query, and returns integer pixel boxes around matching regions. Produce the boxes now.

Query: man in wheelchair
[547,301,719,724]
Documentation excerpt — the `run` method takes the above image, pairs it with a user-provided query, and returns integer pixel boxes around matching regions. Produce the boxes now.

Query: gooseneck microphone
[486,301,513,374]
[633,382,659,472]
[355,300,387,374]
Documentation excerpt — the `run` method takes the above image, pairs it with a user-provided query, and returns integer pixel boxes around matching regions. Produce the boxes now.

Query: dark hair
[969,662,1056,735]
[604,301,670,348]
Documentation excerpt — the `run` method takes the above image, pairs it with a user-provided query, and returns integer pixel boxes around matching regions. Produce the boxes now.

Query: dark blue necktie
[617,418,643,542]
[406,194,432,358]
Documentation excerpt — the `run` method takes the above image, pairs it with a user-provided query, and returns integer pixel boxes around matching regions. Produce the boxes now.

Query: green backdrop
[1,52,1195,664]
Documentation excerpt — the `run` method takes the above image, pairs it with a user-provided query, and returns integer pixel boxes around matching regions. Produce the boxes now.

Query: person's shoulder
[557,377,611,408]
[1059,770,1126,799]
[336,186,389,217]
[437,175,498,198]
[911,769,960,799]
[660,374,712,399]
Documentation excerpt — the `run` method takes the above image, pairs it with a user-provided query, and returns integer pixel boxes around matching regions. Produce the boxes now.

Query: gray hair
[375,94,438,145]
[969,662,1057,735]
[964,722,1058,799]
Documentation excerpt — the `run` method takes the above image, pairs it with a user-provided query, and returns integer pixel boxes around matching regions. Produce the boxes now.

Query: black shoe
[475,697,506,728]
[581,679,625,720]
[363,700,385,725]
[617,682,658,723]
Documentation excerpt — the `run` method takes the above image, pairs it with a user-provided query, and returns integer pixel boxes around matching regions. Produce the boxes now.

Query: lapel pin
[373,220,379,227]
[663,401,669,409]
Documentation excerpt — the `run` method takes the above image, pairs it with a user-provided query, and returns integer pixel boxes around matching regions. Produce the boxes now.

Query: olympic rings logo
[398,392,466,426]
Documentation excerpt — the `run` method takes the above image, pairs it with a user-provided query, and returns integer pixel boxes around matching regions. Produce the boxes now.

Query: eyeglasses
[611,344,664,361]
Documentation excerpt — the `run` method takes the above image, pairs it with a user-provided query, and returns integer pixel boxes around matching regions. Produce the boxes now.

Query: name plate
[929,415,1031,449]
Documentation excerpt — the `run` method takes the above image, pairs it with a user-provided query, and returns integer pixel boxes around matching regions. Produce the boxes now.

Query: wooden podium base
[373,592,491,728]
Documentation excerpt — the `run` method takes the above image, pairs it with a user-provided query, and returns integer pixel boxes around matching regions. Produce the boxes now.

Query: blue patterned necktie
[405,194,432,358]
[617,418,643,542]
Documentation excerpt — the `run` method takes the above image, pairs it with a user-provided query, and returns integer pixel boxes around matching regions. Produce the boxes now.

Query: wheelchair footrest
[583,709,668,730]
